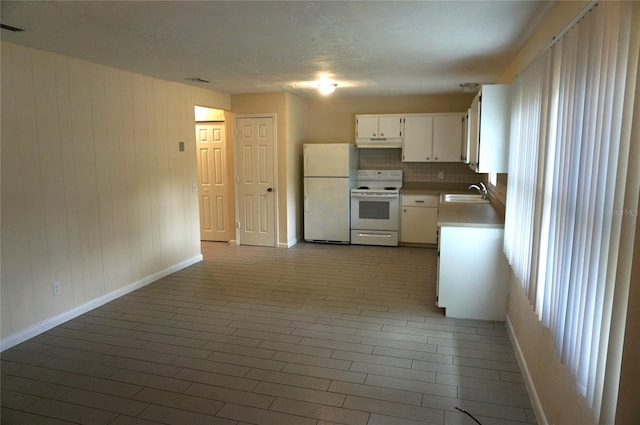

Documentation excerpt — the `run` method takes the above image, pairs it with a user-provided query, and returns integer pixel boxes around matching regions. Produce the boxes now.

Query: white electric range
[350,170,403,246]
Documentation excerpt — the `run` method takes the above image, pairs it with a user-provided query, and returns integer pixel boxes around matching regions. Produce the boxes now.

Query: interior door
[236,116,276,247]
[196,123,228,241]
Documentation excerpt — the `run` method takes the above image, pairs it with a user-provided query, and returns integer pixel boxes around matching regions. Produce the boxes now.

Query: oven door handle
[351,193,399,199]
[354,233,392,238]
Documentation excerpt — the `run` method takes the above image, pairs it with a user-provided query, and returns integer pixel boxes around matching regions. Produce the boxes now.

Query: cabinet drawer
[402,194,439,207]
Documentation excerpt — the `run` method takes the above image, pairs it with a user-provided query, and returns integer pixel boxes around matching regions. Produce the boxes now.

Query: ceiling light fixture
[459,82,479,93]
[318,82,337,95]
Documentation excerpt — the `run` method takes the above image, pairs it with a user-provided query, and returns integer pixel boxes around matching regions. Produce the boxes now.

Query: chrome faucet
[468,182,488,200]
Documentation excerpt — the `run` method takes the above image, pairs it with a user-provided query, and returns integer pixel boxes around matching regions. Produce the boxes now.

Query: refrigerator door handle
[303,186,308,211]
[303,152,307,176]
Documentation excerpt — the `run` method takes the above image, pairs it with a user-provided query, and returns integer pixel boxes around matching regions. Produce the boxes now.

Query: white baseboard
[0,254,203,352]
[278,236,300,249]
[505,314,548,425]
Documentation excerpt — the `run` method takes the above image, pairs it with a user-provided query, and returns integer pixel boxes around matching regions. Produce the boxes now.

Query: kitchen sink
[441,193,490,204]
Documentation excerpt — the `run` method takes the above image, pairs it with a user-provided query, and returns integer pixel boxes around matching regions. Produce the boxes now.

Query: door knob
[267,187,273,192]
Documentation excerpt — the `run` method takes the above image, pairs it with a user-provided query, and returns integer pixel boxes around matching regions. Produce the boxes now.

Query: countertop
[437,201,505,228]
[400,182,505,228]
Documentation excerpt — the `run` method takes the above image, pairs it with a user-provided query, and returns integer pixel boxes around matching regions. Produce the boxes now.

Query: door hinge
[236,221,241,229]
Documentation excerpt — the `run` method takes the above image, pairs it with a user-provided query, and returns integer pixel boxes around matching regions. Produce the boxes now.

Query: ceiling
[0,1,550,99]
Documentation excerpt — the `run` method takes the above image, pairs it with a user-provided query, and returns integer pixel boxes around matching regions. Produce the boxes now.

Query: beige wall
[194,105,226,122]
[306,94,473,143]
[0,42,230,344]
[498,2,590,84]
[284,93,310,244]
[499,2,640,425]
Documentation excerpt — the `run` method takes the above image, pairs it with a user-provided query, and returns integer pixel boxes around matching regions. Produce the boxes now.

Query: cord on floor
[455,406,483,425]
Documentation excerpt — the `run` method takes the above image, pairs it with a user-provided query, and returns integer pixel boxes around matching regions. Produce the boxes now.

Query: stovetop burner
[353,169,403,193]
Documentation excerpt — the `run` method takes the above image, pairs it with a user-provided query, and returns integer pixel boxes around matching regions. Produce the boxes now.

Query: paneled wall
[1,42,230,344]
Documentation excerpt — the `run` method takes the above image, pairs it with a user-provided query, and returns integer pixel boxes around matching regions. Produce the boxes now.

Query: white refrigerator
[303,143,359,243]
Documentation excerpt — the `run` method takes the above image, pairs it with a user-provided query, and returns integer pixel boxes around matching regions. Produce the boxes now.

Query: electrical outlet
[53,282,62,296]
[438,171,445,180]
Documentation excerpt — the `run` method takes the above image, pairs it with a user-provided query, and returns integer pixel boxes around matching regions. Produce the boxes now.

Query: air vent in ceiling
[1,23,26,32]
[185,77,210,83]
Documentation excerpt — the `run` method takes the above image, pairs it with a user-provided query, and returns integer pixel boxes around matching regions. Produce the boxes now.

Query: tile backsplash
[358,149,483,183]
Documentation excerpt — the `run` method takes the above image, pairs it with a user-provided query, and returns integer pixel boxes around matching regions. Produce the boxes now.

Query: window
[504,2,635,422]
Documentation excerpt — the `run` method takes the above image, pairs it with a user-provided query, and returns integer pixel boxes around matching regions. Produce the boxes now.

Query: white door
[196,123,228,241]
[237,116,276,247]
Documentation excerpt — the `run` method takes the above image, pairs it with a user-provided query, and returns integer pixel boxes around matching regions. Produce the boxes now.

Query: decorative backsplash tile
[358,149,483,183]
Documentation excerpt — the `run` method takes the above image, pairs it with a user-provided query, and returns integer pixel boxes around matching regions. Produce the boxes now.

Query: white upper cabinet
[377,116,403,138]
[402,113,463,162]
[433,114,464,162]
[356,114,403,148]
[467,84,512,173]
[402,115,433,161]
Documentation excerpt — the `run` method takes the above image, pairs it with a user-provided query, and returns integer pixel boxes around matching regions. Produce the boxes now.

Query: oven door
[350,192,400,231]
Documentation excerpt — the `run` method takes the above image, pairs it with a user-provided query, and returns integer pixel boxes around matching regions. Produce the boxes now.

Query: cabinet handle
[380,133,384,136]
[434,157,438,160]
[415,200,425,203]
[426,157,430,160]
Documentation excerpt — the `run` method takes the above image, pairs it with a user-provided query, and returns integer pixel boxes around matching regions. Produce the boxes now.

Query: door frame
[233,113,279,247]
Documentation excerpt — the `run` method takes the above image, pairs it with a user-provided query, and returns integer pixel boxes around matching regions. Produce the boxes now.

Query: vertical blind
[504,1,633,422]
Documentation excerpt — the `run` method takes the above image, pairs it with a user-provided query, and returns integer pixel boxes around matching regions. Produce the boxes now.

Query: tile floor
[1,242,536,425]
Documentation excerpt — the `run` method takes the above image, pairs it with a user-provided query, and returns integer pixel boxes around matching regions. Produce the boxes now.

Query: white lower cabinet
[400,194,439,244]
[437,226,509,320]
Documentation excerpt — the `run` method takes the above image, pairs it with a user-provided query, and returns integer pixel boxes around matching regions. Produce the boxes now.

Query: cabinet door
[462,109,471,163]
[438,226,509,320]
[378,115,403,138]
[467,94,480,171]
[433,114,463,162]
[356,116,379,138]
[402,115,432,162]
[476,84,512,173]
[400,206,438,244]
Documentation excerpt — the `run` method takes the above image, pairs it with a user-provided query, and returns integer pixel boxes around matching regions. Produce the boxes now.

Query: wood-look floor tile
[1,242,535,425]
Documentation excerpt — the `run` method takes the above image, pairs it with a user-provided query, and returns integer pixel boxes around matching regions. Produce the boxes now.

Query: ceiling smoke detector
[459,82,479,93]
